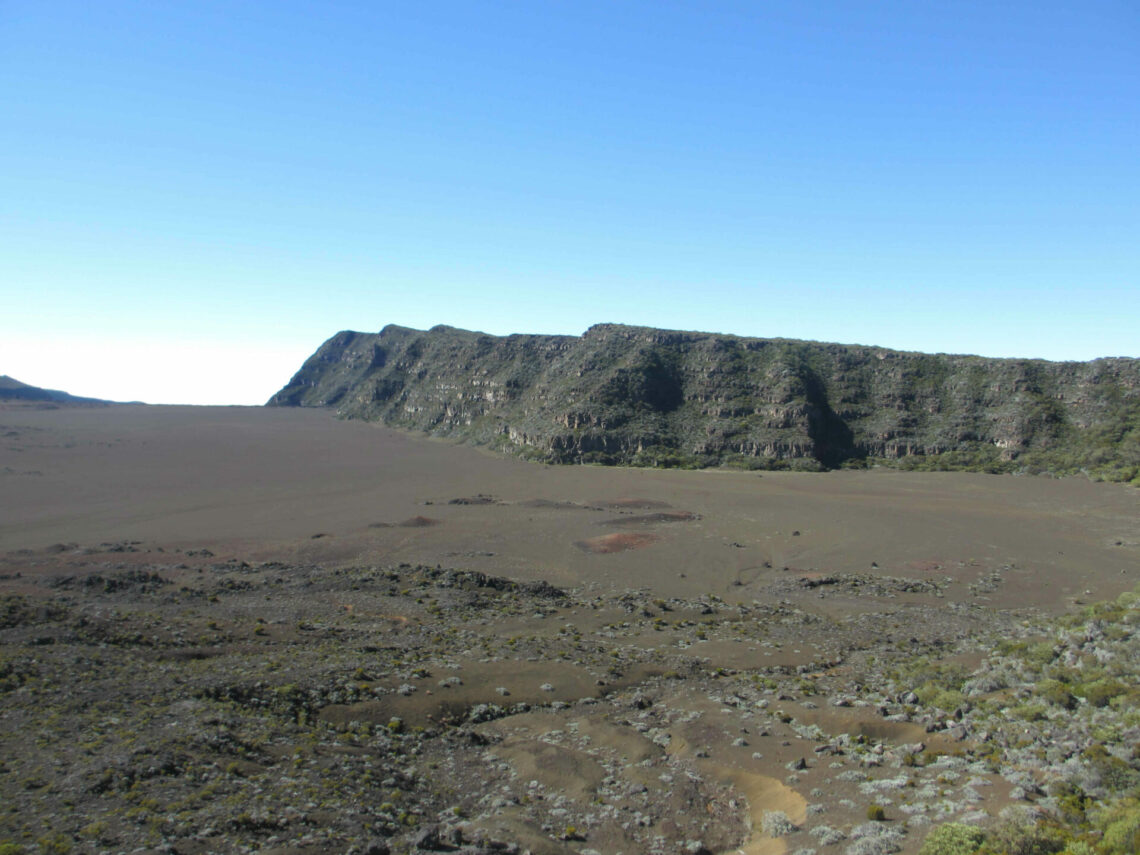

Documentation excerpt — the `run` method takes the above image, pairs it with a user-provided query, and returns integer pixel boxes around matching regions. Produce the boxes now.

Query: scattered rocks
[3,544,1138,855]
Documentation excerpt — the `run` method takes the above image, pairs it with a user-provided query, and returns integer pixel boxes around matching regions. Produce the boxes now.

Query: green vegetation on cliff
[269,324,1140,483]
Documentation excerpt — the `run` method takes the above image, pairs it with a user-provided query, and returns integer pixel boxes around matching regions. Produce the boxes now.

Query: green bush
[1080,747,1140,794]
[1011,701,1050,722]
[1079,678,1127,708]
[977,818,1067,855]
[1025,641,1058,667]
[1097,799,1140,855]
[905,659,971,711]
[866,804,887,821]
[1037,678,1077,709]
[919,823,985,855]
[1049,781,1090,825]
[918,687,966,712]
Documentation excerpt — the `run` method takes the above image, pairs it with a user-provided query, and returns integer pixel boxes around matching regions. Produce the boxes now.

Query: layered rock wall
[269,324,1140,474]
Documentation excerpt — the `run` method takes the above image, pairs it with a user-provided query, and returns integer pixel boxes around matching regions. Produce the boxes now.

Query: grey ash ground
[2,405,1138,855]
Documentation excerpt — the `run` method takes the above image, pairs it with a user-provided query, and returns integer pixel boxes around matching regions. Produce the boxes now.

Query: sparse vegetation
[3,545,1139,855]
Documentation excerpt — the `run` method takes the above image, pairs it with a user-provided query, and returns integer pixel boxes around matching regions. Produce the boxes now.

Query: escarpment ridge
[0,375,116,406]
[269,324,1140,480]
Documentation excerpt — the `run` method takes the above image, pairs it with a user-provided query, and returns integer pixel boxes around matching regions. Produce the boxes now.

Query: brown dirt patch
[575,532,661,553]
[907,559,944,572]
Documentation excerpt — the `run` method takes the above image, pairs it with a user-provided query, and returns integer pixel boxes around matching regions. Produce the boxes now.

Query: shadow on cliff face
[798,363,859,469]
[599,347,685,414]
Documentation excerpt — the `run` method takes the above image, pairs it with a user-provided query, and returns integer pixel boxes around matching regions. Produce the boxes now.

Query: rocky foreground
[2,541,1138,855]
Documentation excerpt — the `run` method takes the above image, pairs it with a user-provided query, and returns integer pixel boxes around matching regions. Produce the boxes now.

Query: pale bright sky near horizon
[2,2,1137,405]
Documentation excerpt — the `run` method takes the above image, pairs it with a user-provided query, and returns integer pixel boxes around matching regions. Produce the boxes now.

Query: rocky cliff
[268,324,1140,481]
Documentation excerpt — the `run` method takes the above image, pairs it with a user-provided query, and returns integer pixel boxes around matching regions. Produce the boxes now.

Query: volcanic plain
[2,404,1138,855]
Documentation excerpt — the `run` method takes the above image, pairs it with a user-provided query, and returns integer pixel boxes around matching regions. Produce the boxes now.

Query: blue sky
[2,1,1137,404]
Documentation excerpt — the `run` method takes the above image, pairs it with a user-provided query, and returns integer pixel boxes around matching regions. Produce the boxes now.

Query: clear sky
[2,1,1137,405]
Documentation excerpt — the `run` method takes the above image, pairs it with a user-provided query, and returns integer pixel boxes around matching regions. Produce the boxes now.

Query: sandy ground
[3,403,1140,855]
[2,404,1137,612]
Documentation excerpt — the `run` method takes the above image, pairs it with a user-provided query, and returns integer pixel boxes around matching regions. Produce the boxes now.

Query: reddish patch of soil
[575,532,660,553]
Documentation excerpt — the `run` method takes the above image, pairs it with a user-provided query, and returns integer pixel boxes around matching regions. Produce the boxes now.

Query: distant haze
[0,335,316,406]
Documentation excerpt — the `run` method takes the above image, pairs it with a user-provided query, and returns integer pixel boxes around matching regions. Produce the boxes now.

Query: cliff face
[268,324,1140,479]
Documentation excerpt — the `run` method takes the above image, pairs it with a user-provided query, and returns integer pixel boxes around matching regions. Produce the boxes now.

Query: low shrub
[1036,679,1076,709]
[1078,679,1127,708]
[919,823,985,855]
[1097,799,1140,855]
[761,810,796,837]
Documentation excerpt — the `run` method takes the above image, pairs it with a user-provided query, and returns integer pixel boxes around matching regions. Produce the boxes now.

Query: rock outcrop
[268,324,1140,478]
